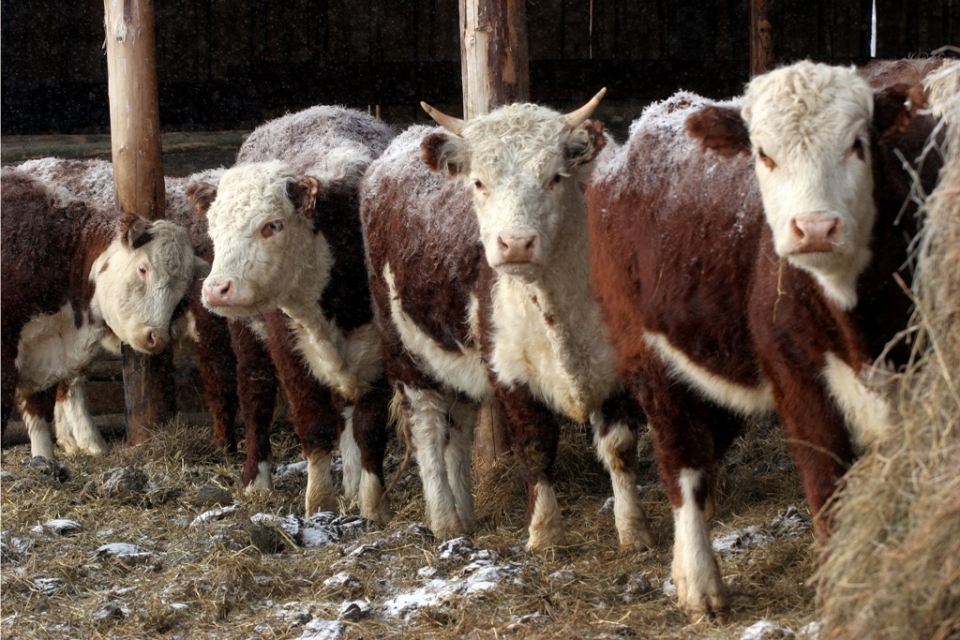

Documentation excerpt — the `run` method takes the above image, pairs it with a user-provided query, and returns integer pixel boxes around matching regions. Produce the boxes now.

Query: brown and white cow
[360,94,654,551]
[193,106,396,521]
[586,61,942,618]
[1,166,207,460]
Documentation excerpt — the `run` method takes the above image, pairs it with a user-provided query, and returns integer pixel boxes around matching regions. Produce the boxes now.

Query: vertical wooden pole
[459,0,530,473]
[104,0,176,444]
[750,0,779,77]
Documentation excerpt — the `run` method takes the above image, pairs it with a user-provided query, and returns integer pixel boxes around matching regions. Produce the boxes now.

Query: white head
[741,62,877,309]
[194,160,329,317]
[420,91,608,283]
[94,214,206,354]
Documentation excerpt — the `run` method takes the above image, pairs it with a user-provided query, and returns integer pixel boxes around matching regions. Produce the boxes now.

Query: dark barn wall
[1,0,955,135]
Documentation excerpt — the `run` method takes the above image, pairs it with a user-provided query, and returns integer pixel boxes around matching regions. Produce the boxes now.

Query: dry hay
[819,63,960,640]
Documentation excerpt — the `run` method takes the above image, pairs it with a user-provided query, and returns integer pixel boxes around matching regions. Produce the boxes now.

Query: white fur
[305,450,336,516]
[22,406,54,460]
[359,470,389,523]
[446,400,478,532]
[54,377,107,456]
[384,264,491,401]
[15,304,106,397]
[672,468,726,618]
[644,332,776,415]
[526,479,563,551]
[592,414,654,549]
[742,62,877,310]
[403,385,467,538]
[245,461,274,492]
[339,407,361,500]
[822,352,894,448]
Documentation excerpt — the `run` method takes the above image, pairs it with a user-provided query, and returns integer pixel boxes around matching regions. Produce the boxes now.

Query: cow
[585,61,943,618]
[359,93,655,552]
[1,166,208,461]
[193,106,396,521]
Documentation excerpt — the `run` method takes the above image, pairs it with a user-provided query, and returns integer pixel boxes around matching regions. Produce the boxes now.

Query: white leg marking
[592,415,654,550]
[673,468,726,619]
[305,450,337,516]
[446,401,477,533]
[526,479,563,551]
[359,469,390,524]
[405,386,463,538]
[24,411,54,460]
[339,406,361,501]
[245,461,274,492]
[823,352,894,448]
[55,378,107,456]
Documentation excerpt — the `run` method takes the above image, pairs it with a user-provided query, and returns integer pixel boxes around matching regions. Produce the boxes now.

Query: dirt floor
[1,412,821,640]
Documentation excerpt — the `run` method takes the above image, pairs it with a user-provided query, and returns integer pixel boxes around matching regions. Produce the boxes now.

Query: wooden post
[750,0,779,77]
[459,0,530,472]
[104,0,176,444]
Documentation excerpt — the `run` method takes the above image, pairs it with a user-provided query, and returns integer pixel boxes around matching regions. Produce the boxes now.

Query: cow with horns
[586,61,943,618]
[360,92,655,550]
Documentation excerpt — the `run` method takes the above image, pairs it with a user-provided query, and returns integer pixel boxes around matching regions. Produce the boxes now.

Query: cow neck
[486,204,619,423]
[82,215,126,330]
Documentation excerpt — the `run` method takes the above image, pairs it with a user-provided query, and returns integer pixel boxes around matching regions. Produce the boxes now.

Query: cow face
[421,94,607,283]
[193,161,329,318]
[94,214,206,354]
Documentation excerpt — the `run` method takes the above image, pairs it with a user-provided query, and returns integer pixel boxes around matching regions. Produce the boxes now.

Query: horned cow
[586,61,942,618]
[359,94,654,551]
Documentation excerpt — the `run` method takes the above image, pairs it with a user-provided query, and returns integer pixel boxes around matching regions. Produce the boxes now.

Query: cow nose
[497,232,539,263]
[203,279,233,306]
[144,330,167,354]
[791,215,841,253]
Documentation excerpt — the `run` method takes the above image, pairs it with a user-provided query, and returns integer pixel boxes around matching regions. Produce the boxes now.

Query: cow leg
[635,358,730,620]
[446,397,478,533]
[191,301,240,452]
[230,320,278,492]
[350,378,392,523]
[19,386,58,460]
[264,312,340,516]
[54,377,107,456]
[403,385,464,538]
[339,405,361,502]
[592,390,655,550]
[1,351,19,434]
[496,385,562,552]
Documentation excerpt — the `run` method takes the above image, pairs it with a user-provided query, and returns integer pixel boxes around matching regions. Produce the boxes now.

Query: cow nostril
[498,236,509,251]
[525,236,538,251]
[219,281,232,297]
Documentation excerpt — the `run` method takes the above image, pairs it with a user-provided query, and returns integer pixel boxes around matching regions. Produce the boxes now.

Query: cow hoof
[677,581,728,622]
[619,527,656,552]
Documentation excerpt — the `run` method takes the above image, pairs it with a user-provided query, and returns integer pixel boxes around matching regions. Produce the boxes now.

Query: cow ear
[119,213,149,248]
[288,176,319,213]
[873,83,927,141]
[686,106,751,156]
[193,255,211,280]
[565,119,607,169]
[186,182,218,217]
[421,132,468,177]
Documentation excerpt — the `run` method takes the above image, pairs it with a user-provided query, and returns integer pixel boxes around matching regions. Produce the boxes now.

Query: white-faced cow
[194,106,396,521]
[1,166,207,460]
[360,93,655,551]
[586,61,942,618]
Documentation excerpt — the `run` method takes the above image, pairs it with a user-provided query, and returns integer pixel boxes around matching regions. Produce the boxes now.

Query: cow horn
[421,101,465,135]
[563,87,607,130]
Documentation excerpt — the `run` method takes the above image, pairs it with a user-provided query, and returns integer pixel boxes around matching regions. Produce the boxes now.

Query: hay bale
[818,65,960,640]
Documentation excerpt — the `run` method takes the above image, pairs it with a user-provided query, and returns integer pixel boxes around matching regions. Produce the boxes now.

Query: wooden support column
[459,0,530,473]
[750,0,780,77]
[104,0,175,444]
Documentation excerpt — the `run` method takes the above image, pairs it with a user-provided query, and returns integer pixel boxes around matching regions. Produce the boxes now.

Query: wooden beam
[103,0,176,444]
[750,0,780,77]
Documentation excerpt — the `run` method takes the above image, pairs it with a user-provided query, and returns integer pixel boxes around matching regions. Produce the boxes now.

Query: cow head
[687,61,925,310]
[420,91,607,283]
[93,213,207,354]
[191,160,329,317]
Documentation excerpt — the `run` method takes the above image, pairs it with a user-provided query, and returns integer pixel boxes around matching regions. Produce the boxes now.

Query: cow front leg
[497,385,562,551]
[19,386,57,460]
[637,362,729,620]
[191,300,240,452]
[54,377,107,456]
[350,378,392,523]
[231,320,278,493]
[403,385,464,538]
[592,390,654,550]
[446,398,478,533]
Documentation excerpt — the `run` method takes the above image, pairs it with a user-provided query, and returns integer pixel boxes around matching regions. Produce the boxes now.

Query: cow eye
[552,174,563,184]
[473,179,484,190]
[851,138,865,158]
[757,147,777,169]
[261,220,283,238]
[138,264,148,276]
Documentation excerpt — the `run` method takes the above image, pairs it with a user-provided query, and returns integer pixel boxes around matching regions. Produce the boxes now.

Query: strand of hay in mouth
[818,67,960,640]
